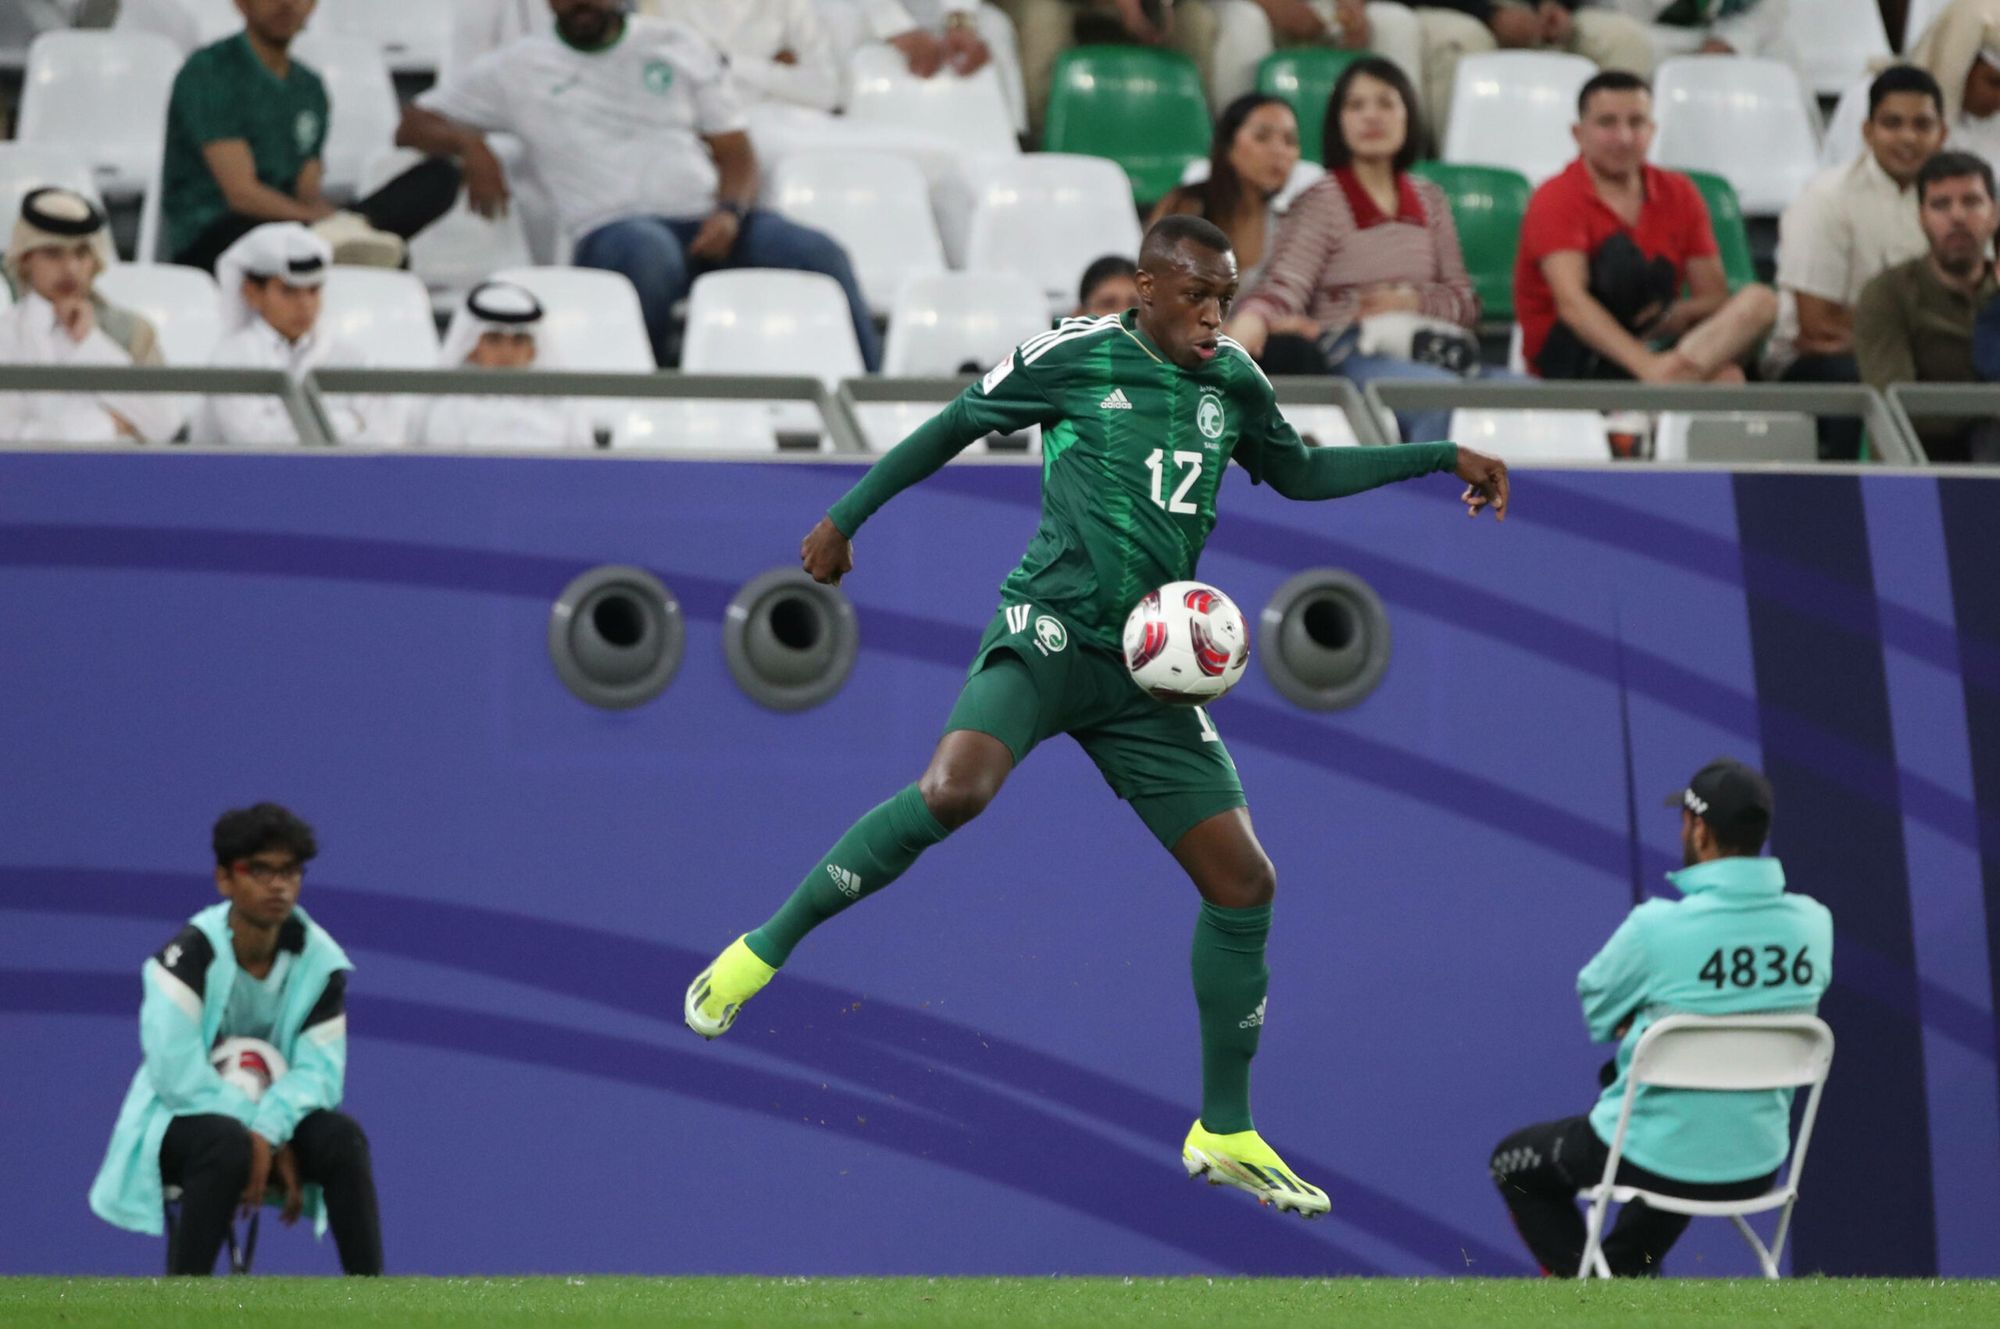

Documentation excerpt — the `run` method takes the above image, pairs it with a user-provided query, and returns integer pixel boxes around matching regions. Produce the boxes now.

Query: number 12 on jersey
[1145,449,1203,515]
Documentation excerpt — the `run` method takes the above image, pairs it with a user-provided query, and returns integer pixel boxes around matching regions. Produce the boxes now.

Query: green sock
[1191,900,1271,1136]
[744,784,950,967]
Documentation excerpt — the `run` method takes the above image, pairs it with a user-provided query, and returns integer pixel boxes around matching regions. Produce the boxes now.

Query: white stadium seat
[609,400,784,453]
[1818,76,1869,172]
[852,400,1037,455]
[314,0,450,75]
[0,143,110,239]
[17,30,181,196]
[682,270,865,386]
[965,154,1144,315]
[1652,411,1818,462]
[1278,404,1359,448]
[882,272,1053,377]
[362,147,532,310]
[487,266,654,372]
[291,34,400,198]
[845,43,1019,158]
[114,0,243,55]
[1650,57,1821,216]
[94,263,223,367]
[1447,408,1612,463]
[318,268,439,368]
[770,152,946,317]
[1904,0,1950,45]
[1787,0,1892,97]
[1442,51,1596,186]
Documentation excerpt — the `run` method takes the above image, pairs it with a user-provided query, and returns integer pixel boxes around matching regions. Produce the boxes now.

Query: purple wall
[1,453,1995,1277]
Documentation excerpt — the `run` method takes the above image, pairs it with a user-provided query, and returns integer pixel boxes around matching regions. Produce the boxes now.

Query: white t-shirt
[0,292,183,444]
[197,319,403,447]
[417,15,747,238]
[1769,151,1928,375]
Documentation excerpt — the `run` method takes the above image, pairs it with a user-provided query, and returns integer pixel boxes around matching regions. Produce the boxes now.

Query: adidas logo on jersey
[1239,997,1267,1029]
[826,864,863,899]
[1099,388,1134,411]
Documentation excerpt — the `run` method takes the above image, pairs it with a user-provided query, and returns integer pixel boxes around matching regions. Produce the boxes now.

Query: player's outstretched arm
[801,516,854,585]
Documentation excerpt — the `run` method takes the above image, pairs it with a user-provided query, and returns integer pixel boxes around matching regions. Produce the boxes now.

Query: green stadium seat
[1685,170,1758,291]
[1409,160,1531,325]
[1043,45,1210,205]
[1255,48,1367,166]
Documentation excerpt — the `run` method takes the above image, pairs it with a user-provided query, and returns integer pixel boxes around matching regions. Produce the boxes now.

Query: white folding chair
[1442,51,1597,186]
[682,269,864,387]
[0,143,110,237]
[94,263,223,366]
[291,33,399,198]
[1448,408,1611,462]
[1787,0,1893,97]
[882,272,1052,377]
[1650,57,1822,216]
[845,43,1019,158]
[769,152,945,317]
[965,154,1144,315]
[313,0,450,75]
[1579,1013,1835,1281]
[609,400,785,453]
[16,30,181,197]
[318,268,438,367]
[486,266,654,372]
[361,147,531,310]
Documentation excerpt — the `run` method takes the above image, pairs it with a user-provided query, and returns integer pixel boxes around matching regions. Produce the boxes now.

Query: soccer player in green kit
[686,215,1510,1217]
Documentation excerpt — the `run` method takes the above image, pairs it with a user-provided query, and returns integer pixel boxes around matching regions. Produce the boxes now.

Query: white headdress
[6,186,115,283]
[215,222,332,332]
[438,280,551,368]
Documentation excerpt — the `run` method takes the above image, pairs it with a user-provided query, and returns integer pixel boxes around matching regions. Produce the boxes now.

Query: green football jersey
[827,311,1458,653]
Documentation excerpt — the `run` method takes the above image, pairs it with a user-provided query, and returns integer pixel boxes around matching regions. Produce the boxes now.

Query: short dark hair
[1578,69,1650,118]
[213,803,318,867]
[1918,150,1996,203]
[1139,214,1232,267]
[1322,56,1421,175]
[1076,254,1137,308]
[1867,64,1945,118]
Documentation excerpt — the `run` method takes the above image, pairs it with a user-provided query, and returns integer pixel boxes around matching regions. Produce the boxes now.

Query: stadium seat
[1441,51,1596,186]
[1278,403,1360,447]
[1044,46,1211,204]
[1818,76,1868,172]
[881,272,1053,377]
[16,30,181,197]
[1903,0,1950,45]
[852,399,1037,454]
[94,263,223,366]
[487,266,653,372]
[682,270,865,387]
[1410,161,1531,323]
[1684,171,1758,291]
[1787,0,1893,97]
[291,33,400,199]
[609,400,785,453]
[965,154,1145,315]
[1256,48,1367,166]
[1447,408,1612,462]
[1578,1014,1834,1280]
[114,0,243,54]
[0,143,110,238]
[362,147,532,310]
[1649,58,1820,216]
[317,268,439,368]
[1652,411,1817,462]
[770,152,946,318]
[845,43,1018,158]
[314,0,450,75]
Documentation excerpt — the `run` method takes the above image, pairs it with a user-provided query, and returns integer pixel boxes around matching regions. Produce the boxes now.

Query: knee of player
[1239,854,1277,907]
[917,769,997,830]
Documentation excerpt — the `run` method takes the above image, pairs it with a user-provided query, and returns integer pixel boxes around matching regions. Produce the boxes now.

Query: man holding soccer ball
[686,214,1509,1216]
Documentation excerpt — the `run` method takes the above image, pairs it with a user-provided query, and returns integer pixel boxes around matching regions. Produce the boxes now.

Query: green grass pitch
[4,1277,1999,1327]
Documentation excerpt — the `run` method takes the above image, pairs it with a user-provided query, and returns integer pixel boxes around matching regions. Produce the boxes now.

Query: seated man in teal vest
[89,804,382,1275]
[1489,758,1833,1277]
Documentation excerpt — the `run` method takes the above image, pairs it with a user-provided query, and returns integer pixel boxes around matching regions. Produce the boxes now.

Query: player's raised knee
[917,765,1001,830]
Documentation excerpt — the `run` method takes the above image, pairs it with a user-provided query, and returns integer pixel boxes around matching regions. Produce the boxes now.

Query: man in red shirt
[1514,70,1775,381]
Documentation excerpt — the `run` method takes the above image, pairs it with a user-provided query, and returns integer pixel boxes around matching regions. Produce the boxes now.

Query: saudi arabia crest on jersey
[1197,390,1226,441]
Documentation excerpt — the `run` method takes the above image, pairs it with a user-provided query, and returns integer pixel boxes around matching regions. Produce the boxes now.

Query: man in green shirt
[162,0,460,271]
[1854,150,2000,463]
[684,214,1510,1218]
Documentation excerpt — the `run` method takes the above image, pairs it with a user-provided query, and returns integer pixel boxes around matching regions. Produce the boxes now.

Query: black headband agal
[20,187,107,238]
[465,281,544,325]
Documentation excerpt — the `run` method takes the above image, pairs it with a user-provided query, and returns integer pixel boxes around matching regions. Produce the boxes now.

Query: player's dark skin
[800,236,1511,909]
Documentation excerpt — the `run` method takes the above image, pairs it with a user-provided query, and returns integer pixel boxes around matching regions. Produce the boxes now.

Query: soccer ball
[210,1037,288,1102]
[1123,580,1251,705]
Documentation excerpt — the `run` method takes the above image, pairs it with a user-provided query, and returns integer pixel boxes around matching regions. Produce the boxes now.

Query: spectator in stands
[1490,759,1831,1278]
[1075,254,1140,315]
[1855,150,2000,462]
[417,280,596,451]
[196,222,404,446]
[88,802,383,1277]
[1515,71,1775,383]
[1149,95,1303,290]
[643,0,844,114]
[1768,67,1944,460]
[400,0,881,371]
[1902,0,2000,169]
[1222,58,1484,441]
[1603,0,1795,67]
[996,0,1224,138]
[0,187,184,444]
[162,0,461,272]
[818,1,1030,133]
[1204,2,1424,111]
[1412,2,1656,131]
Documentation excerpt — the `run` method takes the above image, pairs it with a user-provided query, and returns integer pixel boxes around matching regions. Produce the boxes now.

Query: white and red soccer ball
[210,1037,287,1102]
[1123,580,1251,705]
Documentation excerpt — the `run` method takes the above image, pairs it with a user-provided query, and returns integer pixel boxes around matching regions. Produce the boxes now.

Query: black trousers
[173,155,462,272]
[1779,352,1864,461]
[160,1110,383,1275]
[1490,1115,1777,1277]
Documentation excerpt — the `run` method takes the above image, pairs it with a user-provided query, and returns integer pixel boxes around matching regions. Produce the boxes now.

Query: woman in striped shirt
[1223,56,1491,443]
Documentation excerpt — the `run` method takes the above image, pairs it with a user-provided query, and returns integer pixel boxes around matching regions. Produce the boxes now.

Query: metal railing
[0,364,336,447]
[1885,385,2000,471]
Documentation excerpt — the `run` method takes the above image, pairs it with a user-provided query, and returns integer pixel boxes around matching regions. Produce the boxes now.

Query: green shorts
[943,601,1247,848]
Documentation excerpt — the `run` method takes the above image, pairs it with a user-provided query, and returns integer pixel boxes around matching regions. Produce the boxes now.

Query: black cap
[1665,758,1774,845]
